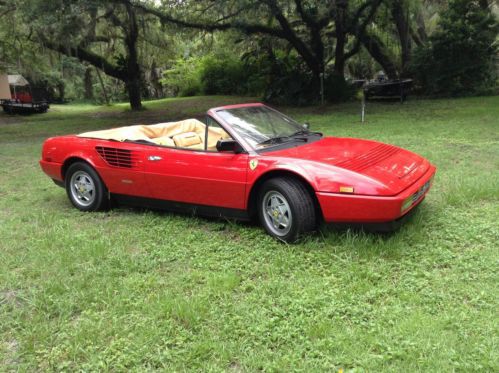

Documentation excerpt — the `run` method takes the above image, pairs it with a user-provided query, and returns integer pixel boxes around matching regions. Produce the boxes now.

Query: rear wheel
[258,177,317,243]
[65,162,109,211]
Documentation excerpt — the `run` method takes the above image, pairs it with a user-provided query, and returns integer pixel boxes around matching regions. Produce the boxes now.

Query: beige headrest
[173,132,202,148]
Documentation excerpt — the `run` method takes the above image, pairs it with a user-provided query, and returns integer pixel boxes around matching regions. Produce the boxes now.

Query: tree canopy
[0,0,496,108]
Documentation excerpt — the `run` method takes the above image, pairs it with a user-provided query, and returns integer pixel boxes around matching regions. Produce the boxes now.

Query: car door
[143,118,249,209]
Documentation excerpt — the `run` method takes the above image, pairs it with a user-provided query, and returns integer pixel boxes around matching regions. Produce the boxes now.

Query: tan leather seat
[150,136,175,147]
[172,132,203,148]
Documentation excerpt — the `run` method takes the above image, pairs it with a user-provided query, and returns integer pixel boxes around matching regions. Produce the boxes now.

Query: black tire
[65,162,109,212]
[258,177,317,243]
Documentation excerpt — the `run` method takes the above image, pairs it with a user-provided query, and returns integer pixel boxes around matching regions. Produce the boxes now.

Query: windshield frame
[210,103,317,153]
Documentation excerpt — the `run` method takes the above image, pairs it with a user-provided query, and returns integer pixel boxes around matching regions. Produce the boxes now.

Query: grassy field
[0,96,498,371]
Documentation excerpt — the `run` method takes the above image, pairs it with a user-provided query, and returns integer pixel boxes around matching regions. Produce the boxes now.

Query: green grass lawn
[1,96,498,371]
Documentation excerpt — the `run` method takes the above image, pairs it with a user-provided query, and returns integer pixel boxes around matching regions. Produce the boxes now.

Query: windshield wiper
[258,133,313,147]
[290,129,323,137]
[258,136,291,146]
[291,129,309,136]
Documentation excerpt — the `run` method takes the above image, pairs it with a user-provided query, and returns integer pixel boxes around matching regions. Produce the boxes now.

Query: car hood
[263,137,430,195]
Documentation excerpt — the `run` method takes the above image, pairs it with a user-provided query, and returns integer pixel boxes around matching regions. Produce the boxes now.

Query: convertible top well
[78,118,230,150]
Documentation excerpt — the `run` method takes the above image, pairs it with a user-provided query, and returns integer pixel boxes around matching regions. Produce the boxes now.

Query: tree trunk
[124,1,142,111]
[84,67,94,100]
[150,60,163,99]
[360,32,398,79]
[57,82,65,102]
[391,1,412,76]
[334,0,348,76]
[126,79,141,110]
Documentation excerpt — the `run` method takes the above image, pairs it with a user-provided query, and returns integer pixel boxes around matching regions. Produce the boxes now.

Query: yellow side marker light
[339,186,355,193]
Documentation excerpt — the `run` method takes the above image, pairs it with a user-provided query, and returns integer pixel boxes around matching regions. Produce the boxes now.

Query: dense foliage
[162,53,252,97]
[0,0,497,107]
[161,52,353,105]
[412,0,498,96]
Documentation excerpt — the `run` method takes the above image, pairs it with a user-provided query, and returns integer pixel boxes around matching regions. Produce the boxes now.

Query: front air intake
[95,146,138,168]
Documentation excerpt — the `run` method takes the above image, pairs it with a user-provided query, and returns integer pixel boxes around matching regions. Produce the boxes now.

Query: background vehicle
[363,72,413,101]
[0,74,49,114]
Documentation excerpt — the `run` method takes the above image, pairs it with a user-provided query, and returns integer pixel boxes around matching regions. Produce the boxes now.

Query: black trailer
[0,99,49,114]
[363,78,413,101]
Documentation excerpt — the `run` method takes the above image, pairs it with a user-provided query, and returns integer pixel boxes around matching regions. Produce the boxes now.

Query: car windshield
[216,106,305,149]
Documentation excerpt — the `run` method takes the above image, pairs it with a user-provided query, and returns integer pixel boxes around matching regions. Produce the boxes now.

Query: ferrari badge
[249,159,259,170]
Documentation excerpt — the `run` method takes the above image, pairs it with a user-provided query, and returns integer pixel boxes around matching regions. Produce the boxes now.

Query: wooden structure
[0,74,10,100]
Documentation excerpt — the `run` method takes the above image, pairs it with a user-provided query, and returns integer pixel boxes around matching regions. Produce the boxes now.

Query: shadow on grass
[95,197,434,259]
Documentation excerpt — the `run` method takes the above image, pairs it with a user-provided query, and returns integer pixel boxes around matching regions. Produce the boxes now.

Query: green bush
[162,58,203,97]
[162,53,254,97]
[199,54,247,95]
[162,51,355,104]
[247,52,314,105]
[324,72,356,103]
[241,49,355,104]
[411,0,498,96]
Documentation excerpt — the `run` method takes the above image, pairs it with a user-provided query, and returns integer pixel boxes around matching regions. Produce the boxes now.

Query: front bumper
[317,165,436,224]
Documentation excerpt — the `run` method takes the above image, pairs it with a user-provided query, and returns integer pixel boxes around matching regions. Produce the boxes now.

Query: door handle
[148,155,162,161]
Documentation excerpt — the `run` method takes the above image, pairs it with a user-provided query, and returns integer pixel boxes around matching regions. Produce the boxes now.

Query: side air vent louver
[334,143,400,172]
[95,146,138,168]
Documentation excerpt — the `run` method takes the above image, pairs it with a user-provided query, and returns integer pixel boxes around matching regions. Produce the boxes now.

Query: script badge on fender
[249,159,259,170]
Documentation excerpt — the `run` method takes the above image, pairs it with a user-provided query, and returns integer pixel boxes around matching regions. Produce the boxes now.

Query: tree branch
[40,37,126,81]
[294,0,316,27]
[0,3,15,18]
[359,31,398,78]
[132,2,286,37]
[345,0,383,60]
[294,0,325,68]
[263,0,321,73]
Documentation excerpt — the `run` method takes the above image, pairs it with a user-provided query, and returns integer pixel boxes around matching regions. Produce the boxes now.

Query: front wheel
[65,162,109,212]
[258,177,317,243]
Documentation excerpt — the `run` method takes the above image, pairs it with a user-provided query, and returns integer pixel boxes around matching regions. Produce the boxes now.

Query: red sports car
[40,103,435,242]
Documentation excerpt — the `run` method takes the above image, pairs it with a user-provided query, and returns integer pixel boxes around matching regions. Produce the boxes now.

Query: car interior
[77,119,232,151]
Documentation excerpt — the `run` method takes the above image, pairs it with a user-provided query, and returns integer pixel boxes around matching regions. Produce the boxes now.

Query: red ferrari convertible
[40,103,435,242]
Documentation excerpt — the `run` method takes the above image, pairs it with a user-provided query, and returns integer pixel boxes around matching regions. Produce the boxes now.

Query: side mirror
[216,139,243,153]
[303,123,310,130]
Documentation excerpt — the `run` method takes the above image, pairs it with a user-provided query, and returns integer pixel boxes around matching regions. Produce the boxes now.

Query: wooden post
[320,73,324,105]
[361,94,366,123]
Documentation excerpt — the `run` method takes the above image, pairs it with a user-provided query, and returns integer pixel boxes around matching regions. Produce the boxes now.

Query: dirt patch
[0,112,25,125]
[1,339,20,369]
[228,361,243,372]
[0,289,24,308]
